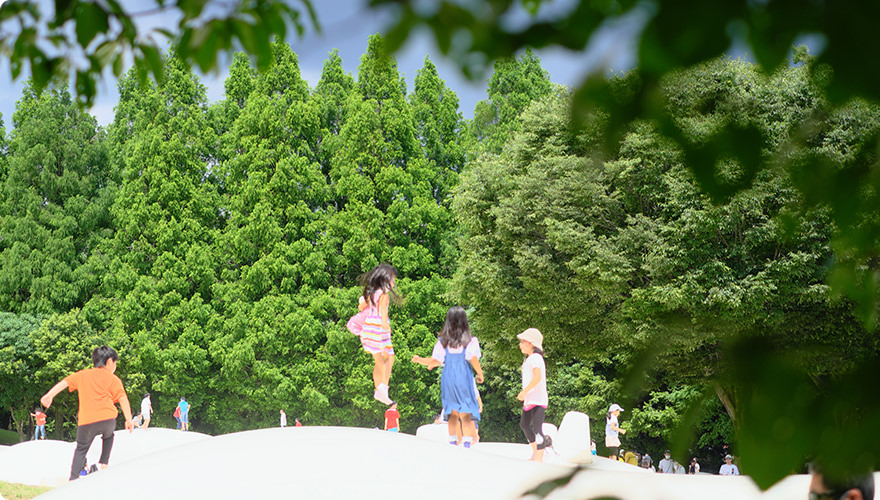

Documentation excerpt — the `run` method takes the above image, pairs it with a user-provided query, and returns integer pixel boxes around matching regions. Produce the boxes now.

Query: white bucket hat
[516,328,543,350]
[608,403,624,412]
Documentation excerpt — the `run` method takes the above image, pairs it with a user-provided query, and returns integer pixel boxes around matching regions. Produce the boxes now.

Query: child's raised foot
[373,385,392,405]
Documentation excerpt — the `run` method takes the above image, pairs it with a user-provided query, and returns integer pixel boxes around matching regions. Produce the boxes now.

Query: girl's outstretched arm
[469,357,484,383]
[411,355,441,370]
[378,293,390,331]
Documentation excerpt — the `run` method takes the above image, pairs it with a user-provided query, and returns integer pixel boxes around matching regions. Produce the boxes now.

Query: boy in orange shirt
[30,407,47,440]
[40,346,133,481]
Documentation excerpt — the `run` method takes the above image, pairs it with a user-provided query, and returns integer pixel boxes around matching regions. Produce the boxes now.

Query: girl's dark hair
[531,346,544,356]
[438,306,472,349]
[359,263,401,305]
[92,346,118,367]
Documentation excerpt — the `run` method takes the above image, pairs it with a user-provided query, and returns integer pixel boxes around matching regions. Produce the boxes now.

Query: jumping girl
[412,306,484,448]
[517,328,548,462]
[358,263,400,405]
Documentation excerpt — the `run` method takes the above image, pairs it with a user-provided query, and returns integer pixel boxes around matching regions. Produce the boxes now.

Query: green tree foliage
[0,85,110,315]
[31,309,108,439]
[410,56,465,196]
[312,49,354,173]
[373,0,880,329]
[454,57,880,486]
[0,312,42,441]
[95,51,222,429]
[3,31,874,493]
[470,49,553,156]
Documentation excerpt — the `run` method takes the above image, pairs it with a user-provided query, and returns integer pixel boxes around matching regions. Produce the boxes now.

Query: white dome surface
[0,426,873,499]
[36,426,566,499]
[0,428,209,487]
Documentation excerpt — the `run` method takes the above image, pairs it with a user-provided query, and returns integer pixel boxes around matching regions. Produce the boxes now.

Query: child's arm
[517,367,541,401]
[357,295,367,312]
[118,395,134,432]
[611,421,627,434]
[40,380,69,409]
[378,292,390,331]
[469,357,484,383]
[411,355,441,370]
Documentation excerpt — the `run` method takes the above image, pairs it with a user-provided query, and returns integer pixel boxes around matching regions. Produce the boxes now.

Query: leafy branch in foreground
[0,0,319,106]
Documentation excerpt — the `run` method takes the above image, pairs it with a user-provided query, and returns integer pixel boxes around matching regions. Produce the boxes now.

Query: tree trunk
[10,406,26,442]
[713,381,739,428]
[54,405,63,440]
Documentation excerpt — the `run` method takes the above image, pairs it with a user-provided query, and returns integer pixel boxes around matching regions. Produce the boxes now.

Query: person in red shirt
[40,346,133,481]
[295,418,303,427]
[384,402,400,432]
[30,407,47,440]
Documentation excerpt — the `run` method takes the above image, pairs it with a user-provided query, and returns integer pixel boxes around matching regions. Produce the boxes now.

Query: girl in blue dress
[412,306,484,448]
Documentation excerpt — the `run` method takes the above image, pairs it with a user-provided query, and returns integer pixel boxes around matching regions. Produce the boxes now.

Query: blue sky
[0,0,643,128]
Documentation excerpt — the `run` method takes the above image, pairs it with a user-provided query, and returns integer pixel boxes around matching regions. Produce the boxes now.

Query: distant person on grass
[40,346,133,481]
[30,407,47,440]
[177,397,190,431]
[384,402,400,432]
[412,306,484,449]
[719,454,740,476]
[173,405,181,429]
[140,393,152,429]
[658,450,675,474]
[280,409,287,428]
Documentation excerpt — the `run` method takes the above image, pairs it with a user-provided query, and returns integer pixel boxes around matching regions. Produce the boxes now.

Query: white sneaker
[374,385,392,405]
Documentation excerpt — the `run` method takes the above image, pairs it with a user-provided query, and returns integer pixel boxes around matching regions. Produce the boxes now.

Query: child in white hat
[516,328,548,462]
[605,403,627,459]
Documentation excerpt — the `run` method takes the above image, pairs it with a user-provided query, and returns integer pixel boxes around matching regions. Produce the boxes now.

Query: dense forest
[1,35,877,476]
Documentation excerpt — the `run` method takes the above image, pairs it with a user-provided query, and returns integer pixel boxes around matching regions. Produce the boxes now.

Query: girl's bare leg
[383,353,394,386]
[447,411,461,444]
[372,352,386,389]
[460,413,476,439]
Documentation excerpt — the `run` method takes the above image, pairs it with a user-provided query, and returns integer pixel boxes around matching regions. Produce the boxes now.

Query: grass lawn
[0,481,53,500]
[0,428,21,445]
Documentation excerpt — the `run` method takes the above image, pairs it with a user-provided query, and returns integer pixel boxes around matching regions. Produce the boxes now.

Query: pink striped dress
[360,290,394,355]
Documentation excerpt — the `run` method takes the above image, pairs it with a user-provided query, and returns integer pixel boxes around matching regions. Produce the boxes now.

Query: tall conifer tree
[0,85,110,314]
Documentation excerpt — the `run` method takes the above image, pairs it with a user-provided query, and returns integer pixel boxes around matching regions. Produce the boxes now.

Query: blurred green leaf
[140,43,164,84]
[74,2,109,48]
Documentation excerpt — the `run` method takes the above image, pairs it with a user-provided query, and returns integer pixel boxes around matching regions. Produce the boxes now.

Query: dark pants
[520,406,547,449]
[69,418,116,480]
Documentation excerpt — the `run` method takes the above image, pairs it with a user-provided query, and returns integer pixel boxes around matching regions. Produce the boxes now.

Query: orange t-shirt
[64,368,127,426]
[34,411,47,426]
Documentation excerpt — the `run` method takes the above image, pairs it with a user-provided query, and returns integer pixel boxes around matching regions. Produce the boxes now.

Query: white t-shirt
[605,415,619,438]
[658,457,675,473]
[430,337,481,363]
[719,463,740,476]
[521,353,548,407]
[141,397,151,417]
